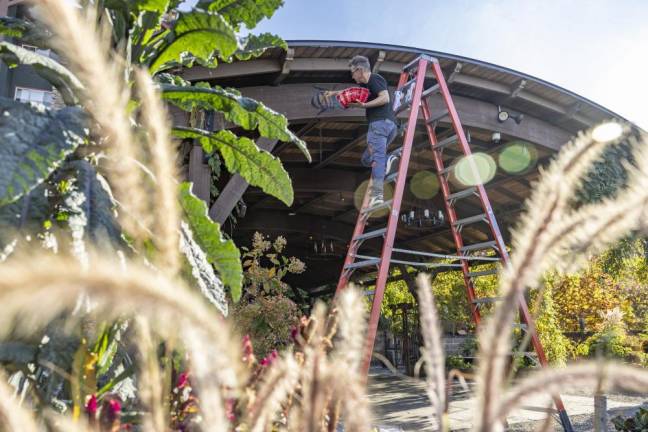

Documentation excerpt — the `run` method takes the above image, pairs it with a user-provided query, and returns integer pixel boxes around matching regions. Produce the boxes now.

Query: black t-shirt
[360,73,395,124]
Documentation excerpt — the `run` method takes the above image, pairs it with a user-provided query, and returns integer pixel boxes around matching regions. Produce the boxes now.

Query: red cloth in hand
[336,87,370,108]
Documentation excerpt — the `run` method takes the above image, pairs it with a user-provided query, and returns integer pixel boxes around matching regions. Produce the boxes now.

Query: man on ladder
[326,55,400,207]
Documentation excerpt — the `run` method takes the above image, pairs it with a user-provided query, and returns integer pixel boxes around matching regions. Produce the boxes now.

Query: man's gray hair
[349,55,371,71]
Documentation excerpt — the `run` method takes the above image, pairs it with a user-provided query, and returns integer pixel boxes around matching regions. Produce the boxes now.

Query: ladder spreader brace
[334,55,574,431]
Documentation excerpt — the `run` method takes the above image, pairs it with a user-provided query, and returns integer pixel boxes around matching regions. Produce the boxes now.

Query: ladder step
[422,84,440,99]
[440,163,457,176]
[453,213,488,227]
[472,296,502,305]
[447,187,477,202]
[467,268,498,278]
[426,109,449,125]
[361,199,392,215]
[519,405,559,414]
[344,258,381,270]
[432,134,459,151]
[353,227,387,242]
[460,240,498,253]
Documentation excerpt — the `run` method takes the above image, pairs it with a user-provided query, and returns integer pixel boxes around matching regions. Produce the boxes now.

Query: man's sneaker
[367,194,384,209]
[386,150,401,177]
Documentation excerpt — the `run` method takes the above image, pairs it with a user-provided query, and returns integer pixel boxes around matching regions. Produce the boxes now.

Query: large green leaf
[178,182,242,301]
[147,11,238,74]
[0,17,51,47]
[199,0,284,30]
[233,32,286,61]
[0,97,87,206]
[0,182,50,248]
[180,222,229,314]
[161,84,310,161]
[173,127,293,205]
[58,160,123,246]
[104,0,172,15]
[0,42,83,105]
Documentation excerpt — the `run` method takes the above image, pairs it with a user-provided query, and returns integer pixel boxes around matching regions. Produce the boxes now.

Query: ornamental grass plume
[33,0,158,245]
[472,123,648,431]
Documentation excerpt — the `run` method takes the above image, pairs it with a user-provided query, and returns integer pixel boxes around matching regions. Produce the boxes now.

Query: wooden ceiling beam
[235,83,573,151]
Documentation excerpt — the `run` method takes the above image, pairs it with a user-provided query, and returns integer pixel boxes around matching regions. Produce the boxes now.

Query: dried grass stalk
[0,373,39,432]
[474,124,630,431]
[135,70,181,277]
[495,362,648,422]
[417,273,447,431]
[33,0,151,239]
[248,355,300,432]
[0,252,237,365]
[332,288,371,432]
[135,317,167,432]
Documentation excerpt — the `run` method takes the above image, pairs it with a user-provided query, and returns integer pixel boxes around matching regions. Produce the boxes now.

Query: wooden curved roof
[183,41,631,294]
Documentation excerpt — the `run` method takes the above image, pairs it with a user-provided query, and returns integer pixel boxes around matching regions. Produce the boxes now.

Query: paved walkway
[366,367,647,431]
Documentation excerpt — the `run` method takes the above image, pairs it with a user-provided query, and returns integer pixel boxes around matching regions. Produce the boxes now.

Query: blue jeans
[361,119,397,196]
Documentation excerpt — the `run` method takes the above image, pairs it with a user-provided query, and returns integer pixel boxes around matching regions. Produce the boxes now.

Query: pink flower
[290,326,299,341]
[260,350,278,367]
[108,399,121,418]
[242,334,255,365]
[176,372,189,388]
[85,394,98,417]
[225,398,236,422]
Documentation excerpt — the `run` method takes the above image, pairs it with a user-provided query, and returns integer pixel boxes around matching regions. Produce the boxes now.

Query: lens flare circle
[592,122,623,143]
[498,141,538,174]
[454,153,496,186]
[410,170,439,199]
[353,180,393,218]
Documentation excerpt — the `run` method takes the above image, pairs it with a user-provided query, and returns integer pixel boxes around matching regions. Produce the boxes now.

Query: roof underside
[180,41,628,295]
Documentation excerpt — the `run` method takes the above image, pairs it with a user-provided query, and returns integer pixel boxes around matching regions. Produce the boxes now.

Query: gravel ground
[505,394,647,432]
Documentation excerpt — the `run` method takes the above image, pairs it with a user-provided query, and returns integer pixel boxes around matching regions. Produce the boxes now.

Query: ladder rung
[361,199,392,215]
[440,163,457,176]
[453,213,488,227]
[467,268,498,278]
[403,77,417,88]
[447,187,477,202]
[432,134,458,151]
[404,54,438,72]
[422,84,440,99]
[460,240,497,253]
[344,258,381,270]
[519,405,559,414]
[353,227,387,242]
[472,296,502,305]
[426,110,449,125]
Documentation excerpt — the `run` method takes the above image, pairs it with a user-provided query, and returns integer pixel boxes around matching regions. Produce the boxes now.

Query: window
[14,87,55,107]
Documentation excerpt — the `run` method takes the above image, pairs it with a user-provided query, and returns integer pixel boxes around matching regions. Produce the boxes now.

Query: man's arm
[362,90,389,108]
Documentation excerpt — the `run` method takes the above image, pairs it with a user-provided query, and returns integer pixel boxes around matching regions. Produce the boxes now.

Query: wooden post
[0,0,9,16]
[594,393,608,432]
[188,145,211,204]
[209,138,278,223]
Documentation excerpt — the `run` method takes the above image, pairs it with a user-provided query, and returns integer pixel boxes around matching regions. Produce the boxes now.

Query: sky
[182,0,648,129]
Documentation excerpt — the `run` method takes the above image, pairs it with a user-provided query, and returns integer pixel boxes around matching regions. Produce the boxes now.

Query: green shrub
[446,355,471,371]
[575,308,634,360]
[612,407,648,431]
